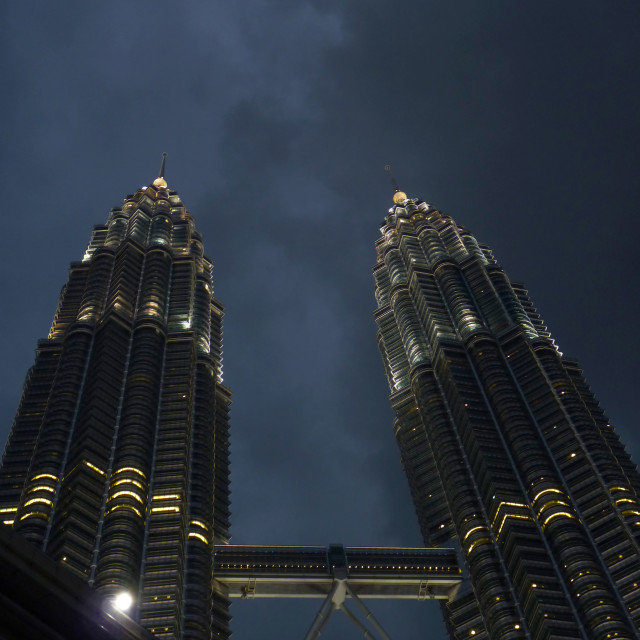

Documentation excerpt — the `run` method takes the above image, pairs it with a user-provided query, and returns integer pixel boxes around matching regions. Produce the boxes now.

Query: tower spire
[153,152,168,188]
[384,165,407,204]
[158,152,167,179]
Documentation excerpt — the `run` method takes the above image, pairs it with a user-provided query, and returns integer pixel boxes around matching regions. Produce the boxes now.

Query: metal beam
[344,582,392,640]
[340,603,379,640]
[304,583,338,640]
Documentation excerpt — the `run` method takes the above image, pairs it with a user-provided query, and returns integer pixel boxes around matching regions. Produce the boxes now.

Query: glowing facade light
[28,485,55,494]
[114,591,133,612]
[83,460,106,475]
[188,532,209,544]
[23,497,53,508]
[108,490,144,504]
[150,506,180,513]
[113,467,146,479]
[30,474,58,482]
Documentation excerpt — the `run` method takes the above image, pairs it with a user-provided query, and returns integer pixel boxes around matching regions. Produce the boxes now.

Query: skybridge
[214,544,461,639]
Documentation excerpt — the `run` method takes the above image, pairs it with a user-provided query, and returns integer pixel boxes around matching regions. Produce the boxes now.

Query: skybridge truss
[214,544,461,639]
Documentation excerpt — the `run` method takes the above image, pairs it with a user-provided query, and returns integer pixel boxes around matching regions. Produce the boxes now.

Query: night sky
[2,2,640,638]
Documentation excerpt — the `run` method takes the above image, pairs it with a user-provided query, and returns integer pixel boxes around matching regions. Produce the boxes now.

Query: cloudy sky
[2,2,640,638]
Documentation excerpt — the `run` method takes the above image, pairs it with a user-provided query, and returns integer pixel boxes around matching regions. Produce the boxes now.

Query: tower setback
[0,169,231,640]
[373,191,640,639]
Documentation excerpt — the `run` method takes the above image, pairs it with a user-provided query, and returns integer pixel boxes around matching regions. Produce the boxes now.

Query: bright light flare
[114,591,133,612]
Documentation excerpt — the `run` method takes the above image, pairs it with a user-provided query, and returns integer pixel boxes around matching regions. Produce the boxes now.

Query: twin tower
[1,166,639,640]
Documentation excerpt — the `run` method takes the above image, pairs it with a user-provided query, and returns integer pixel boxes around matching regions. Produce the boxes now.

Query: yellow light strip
[113,467,146,479]
[491,501,528,527]
[106,504,142,518]
[467,538,491,554]
[23,497,53,508]
[532,488,565,502]
[30,474,57,482]
[496,513,532,539]
[151,506,180,513]
[2,519,13,525]
[19,511,49,521]
[621,510,640,517]
[462,526,489,543]
[152,494,181,501]
[84,461,106,475]
[112,478,144,490]
[190,520,209,531]
[62,462,82,481]
[541,511,576,529]
[188,532,208,544]
[0,507,17,513]
[28,485,56,494]
[109,490,144,504]
[536,499,571,517]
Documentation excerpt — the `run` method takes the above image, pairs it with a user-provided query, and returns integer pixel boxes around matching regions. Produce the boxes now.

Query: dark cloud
[2,2,640,638]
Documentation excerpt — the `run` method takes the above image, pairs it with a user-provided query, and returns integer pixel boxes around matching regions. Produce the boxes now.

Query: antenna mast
[384,165,407,203]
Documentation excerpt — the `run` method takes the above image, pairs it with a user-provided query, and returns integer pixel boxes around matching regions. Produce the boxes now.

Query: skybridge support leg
[345,582,393,640]
[304,583,338,640]
[339,603,378,640]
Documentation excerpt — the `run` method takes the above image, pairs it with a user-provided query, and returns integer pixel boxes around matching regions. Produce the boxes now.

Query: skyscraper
[0,161,231,640]
[373,186,640,639]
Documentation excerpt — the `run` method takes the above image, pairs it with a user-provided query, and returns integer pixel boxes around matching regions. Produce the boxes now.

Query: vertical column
[181,358,216,640]
[0,343,61,525]
[94,324,165,596]
[14,326,94,546]
[47,319,131,577]
[138,338,194,638]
